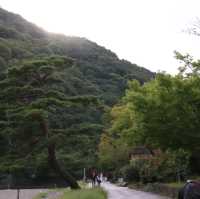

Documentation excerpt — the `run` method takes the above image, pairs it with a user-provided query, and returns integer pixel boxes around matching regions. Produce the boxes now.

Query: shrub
[164,149,190,182]
[130,158,158,183]
[129,149,190,183]
[119,164,139,182]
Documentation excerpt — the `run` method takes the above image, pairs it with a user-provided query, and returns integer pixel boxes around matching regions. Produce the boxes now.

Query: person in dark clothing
[178,180,200,199]
[96,174,102,187]
[91,171,97,187]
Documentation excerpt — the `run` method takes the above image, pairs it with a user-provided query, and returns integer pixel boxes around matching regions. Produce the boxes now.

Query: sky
[1,0,200,74]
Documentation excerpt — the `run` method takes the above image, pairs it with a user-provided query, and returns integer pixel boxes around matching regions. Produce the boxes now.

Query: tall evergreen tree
[0,56,98,189]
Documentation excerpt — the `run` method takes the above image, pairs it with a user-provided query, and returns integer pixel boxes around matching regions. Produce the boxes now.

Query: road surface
[0,183,170,199]
[102,182,170,199]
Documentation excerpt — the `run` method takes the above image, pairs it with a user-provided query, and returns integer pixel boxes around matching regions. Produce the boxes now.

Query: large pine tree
[0,56,98,189]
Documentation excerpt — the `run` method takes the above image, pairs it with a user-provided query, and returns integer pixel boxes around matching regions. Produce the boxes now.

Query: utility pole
[83,168,86,182]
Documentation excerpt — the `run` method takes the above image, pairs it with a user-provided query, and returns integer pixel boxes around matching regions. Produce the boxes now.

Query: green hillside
[0,7,153,104]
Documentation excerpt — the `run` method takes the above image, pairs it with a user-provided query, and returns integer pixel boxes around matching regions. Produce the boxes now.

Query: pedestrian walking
[96,174,102,187]
[91,170,97,187]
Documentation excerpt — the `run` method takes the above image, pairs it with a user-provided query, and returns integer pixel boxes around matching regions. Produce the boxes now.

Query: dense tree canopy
[100,52,200,155]
[105,75,200,152]
[124,74,200,150]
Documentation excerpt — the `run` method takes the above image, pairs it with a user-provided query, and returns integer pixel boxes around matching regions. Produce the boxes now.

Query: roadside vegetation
[59,188,107,199]
[36,188,107,199]
[98,51,200,185]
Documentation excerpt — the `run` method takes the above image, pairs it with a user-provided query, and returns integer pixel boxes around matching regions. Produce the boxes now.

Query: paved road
[102,182,170,199]
[0,189,46,199]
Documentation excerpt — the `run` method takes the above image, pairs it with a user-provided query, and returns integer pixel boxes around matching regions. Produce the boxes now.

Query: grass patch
[33,192,48,199]
[59,188,107,199]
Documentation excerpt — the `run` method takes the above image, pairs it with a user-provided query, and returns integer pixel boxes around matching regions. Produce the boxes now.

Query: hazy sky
[1,0,200,74]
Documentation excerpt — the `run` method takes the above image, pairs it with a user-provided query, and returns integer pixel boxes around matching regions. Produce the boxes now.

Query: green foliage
[119,164,139,182]
[0,43,11,60]
[108,72,200,152]
[0,56,6,74]
[0,25,22,39]
[129,149,190,183]
[11,47,32,59]
[0,56,101,186]
[99,51,200,182]
[165,149,190,182]
[98,133,130,171]
[175,51,200,76]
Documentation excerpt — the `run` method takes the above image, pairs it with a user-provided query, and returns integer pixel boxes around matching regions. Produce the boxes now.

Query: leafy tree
[123,74,200,151]
[175,51,200,77]
[129,149,190,183]
[98,132,129,172]
[103,52,200,154]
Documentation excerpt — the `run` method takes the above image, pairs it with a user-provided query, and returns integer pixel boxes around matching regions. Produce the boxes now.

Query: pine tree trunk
[48,143,80,189]
[38,116,80,189]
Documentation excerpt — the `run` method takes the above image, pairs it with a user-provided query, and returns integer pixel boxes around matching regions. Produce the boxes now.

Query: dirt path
[0,189,47,199]
[102,182,170,199]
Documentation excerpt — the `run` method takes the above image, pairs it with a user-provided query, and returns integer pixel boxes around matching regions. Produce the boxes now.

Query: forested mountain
[0,7,153,104]
[0,7,154,186]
